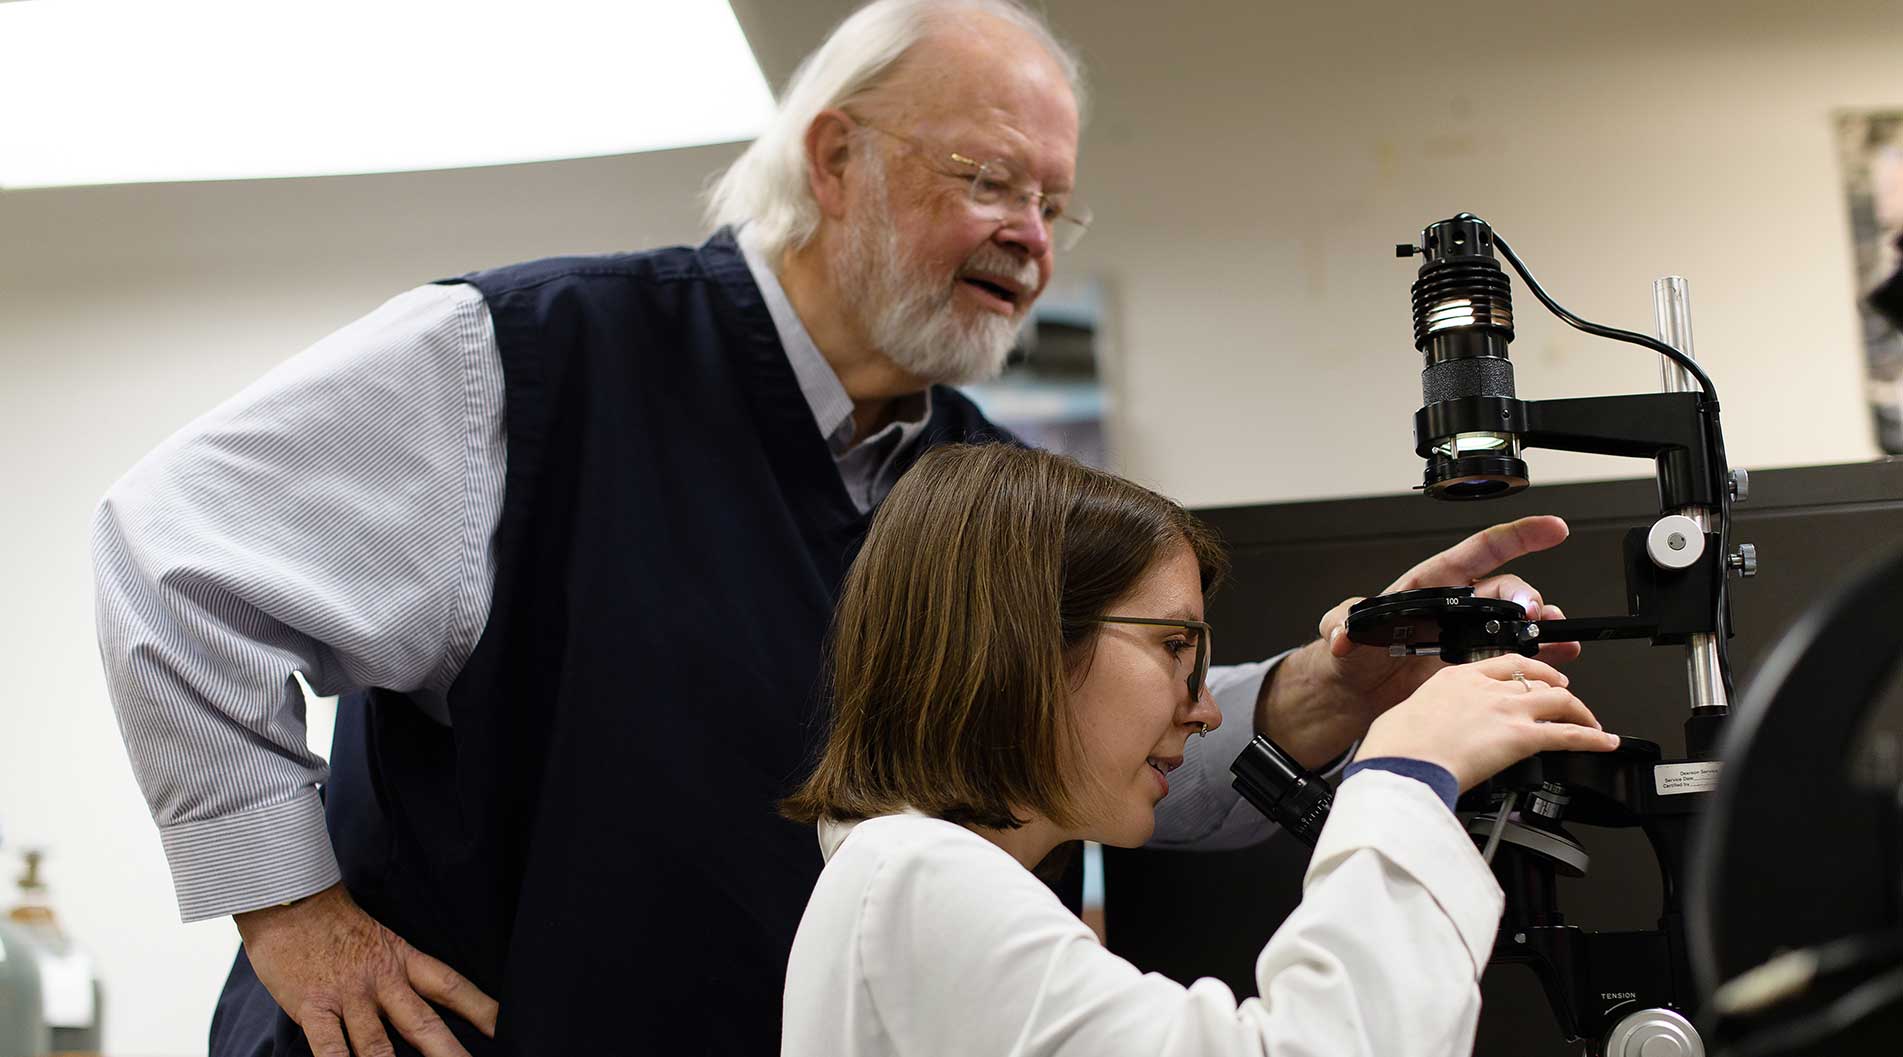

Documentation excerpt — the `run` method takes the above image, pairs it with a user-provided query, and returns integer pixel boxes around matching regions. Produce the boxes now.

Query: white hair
[703,0,1085,262]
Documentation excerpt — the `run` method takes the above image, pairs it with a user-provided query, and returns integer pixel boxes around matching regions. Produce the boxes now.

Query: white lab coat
[781,769,1503,1057]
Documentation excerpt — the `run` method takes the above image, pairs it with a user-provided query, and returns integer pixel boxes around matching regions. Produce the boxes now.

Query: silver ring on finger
[1511,670,1530,692]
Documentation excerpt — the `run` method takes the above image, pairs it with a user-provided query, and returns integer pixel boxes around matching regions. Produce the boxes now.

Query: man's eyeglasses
[853,120,1093,252]
[1096,617,1211,702]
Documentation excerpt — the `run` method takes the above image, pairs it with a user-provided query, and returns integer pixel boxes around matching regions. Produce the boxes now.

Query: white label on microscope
[1654,761,1722,795]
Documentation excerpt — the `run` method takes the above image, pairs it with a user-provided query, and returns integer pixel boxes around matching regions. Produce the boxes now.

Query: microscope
[1230,214,1755,1057]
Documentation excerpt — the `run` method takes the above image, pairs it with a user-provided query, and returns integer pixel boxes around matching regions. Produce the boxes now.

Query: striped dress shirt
[90,232,1279,922]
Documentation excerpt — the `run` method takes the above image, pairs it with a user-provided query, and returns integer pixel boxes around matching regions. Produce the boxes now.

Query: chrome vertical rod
[1653,276,1727,712]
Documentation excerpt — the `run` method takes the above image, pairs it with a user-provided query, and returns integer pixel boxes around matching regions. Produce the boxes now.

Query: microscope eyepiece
[1411,214,1530,500]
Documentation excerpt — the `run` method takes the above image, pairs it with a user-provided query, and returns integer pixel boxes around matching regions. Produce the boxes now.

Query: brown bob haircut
[783,443,1227,831]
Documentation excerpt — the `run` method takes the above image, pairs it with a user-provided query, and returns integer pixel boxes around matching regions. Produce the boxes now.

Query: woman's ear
[804,109,858,222]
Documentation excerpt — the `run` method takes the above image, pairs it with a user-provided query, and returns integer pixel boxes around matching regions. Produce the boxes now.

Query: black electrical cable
[1711,425,1737,700]
[1491,232,1737,699]
[1491,234,1719,402]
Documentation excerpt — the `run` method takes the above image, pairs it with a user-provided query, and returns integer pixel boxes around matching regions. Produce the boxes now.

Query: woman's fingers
[1362,645,1619,792]
[1519,686,1602,728]
[1472,653,1569,688]
[1529,722,1622,753]
[1509,687,1619,750]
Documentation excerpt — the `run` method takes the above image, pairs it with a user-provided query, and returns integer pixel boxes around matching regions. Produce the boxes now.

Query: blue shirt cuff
[1343,757,1459,812]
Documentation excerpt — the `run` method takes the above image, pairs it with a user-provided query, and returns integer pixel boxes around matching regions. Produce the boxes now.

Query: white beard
[832,155,1035,386]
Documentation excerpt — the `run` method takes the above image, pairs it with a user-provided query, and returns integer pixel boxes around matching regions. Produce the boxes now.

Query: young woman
[781,444,1619,1056]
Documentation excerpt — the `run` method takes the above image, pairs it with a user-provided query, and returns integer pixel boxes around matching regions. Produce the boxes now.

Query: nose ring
[1196,722,1210,739]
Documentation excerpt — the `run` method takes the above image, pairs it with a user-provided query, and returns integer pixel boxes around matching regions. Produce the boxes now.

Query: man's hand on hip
[1256,515,1585,768]
[235,883,498,1057]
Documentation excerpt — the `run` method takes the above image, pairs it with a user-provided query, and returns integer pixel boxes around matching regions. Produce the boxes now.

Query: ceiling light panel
[0,0,775,188]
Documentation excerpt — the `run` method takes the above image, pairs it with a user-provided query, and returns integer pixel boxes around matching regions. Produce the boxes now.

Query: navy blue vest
[211,231,1011,1056]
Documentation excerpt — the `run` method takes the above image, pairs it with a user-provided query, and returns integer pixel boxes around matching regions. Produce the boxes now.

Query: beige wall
[1059,0,1894,503]
[2,0,1897,1051]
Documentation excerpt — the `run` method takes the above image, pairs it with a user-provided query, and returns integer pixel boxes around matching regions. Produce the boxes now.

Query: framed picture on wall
[1836,110,1903,454]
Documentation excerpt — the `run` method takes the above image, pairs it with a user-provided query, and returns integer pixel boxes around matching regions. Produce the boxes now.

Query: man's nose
[992,193,1052,259]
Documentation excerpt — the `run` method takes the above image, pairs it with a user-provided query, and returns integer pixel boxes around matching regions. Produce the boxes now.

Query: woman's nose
[1185,684,1222,734]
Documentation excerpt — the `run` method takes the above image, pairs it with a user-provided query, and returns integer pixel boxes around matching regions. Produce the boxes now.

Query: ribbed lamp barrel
[1411,215,1529,499]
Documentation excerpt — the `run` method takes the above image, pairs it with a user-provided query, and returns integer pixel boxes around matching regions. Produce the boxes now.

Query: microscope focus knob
[1647,515,1707,570]
[1603,1007,1704,1057]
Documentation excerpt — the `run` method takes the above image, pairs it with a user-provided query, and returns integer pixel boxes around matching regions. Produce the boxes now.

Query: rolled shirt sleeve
[91,282,505,921]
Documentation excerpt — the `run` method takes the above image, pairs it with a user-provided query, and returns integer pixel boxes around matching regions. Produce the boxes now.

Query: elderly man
[93,1,1575,1054]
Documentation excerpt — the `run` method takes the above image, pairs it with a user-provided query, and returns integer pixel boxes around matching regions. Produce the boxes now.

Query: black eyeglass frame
[1096,616,1211,703]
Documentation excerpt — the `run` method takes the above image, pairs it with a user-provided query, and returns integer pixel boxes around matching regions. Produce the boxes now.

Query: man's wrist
[1253,639,1360,769]
[236,880,343,931]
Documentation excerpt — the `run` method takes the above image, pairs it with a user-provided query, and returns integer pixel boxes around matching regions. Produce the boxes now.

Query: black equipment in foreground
[1230,735,1333,846]
[1686,545,1903,1057]
[1231,214,1753,1057]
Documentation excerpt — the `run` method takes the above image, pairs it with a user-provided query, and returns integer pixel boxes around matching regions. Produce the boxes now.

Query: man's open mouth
[960,276,1020,305]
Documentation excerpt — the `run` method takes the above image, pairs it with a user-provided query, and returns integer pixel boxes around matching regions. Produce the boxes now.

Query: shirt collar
[736,225,933,455]
[817,818,858,862]
[817,808,931,863]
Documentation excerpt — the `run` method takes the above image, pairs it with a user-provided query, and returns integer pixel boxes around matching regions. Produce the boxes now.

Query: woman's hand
[1355,654,1619,792]
[1255,516,1584,769]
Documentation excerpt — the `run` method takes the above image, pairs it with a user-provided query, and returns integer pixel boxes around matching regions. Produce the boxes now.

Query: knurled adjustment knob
[1728,543,1759,578]
[1604,1007,1703,1057]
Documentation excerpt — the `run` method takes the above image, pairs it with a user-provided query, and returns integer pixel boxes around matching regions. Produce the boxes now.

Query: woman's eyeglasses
[1096,616,1210,702]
